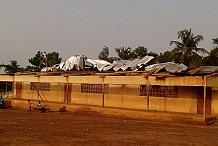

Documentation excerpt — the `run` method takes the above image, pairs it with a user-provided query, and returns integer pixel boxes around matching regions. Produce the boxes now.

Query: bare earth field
[0,109,218,146]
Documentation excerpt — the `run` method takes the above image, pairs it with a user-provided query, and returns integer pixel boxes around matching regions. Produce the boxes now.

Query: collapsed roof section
[144,62,187,73]
[119,56,154,71]
[40,55,218,76]
[42,55,156,72]
[62,56,85,71]
[188,66,218,75]
[86,58,112,71]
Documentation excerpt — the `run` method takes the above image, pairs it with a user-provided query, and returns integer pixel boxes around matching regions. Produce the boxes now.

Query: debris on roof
[144,62,187,73]
[120,56,154,71]
[61,55,84,71]
[49,55,155,72]
[188,66,218,75]
[39,55,218,77]
[86,58,112,71]
[112,60,128,71]
[41,67,57,72]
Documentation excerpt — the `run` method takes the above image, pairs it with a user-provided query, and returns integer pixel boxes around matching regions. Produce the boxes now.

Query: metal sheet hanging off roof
[144,62,187,73]
[86,58,112,71]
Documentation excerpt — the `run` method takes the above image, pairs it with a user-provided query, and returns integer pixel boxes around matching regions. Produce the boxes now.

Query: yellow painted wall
[104,84,147,109]
[166,87,197,113]
[71,84,85,104]
[122,85,140,95]
[72,93,103,106]
[21,82,36,100]
[207,77,218,87]
[0,74,204,86]
[70,83,103,106]
[71,92,87,104]
[17,82,198,113]
[10,75,203,114]
[68,76,103,84]
[85,93,103,106]
[122,95,147,109]
[21,82,64,102]
[149,97,166,111]
[149,87,197,113]
[104,84,124,107]
[211,88,218,115]
[108,84,124,95]
[104,94,123,108]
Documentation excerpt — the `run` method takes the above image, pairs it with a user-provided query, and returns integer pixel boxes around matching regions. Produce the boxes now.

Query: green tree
[44,51,62,67]
[158,51,173,63]
[0,60,23,73]
[98,46,118,63]
[27,51,62,72]
[203,38,218,66]
[129,46,148,58]
[27,51,45,71]
[115,47,132,60]
[99,46,110,61]
[170,29,208,67]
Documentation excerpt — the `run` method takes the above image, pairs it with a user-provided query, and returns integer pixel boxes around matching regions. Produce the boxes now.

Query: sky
[0,0,218,68]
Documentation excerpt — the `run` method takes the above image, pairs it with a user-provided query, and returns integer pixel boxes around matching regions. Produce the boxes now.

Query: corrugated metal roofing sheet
[189,66,218,75]
[144,62,187,73]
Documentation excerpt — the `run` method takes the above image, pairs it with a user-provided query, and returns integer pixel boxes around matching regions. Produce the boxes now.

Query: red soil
[0,108,218,146]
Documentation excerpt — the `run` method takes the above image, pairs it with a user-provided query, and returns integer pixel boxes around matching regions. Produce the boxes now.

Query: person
[28,100,32,112]
[0,96,4,109]
[38,101,45,113]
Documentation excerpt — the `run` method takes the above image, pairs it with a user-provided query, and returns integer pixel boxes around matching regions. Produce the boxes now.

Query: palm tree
[0,60,23,73]
[204,38,218,66]
[170,29,208,67]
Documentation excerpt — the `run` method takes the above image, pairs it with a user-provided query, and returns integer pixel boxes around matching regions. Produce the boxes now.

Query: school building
[0,70,218,124]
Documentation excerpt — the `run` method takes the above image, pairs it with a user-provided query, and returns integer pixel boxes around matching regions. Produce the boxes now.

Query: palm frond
[170,41,184,48]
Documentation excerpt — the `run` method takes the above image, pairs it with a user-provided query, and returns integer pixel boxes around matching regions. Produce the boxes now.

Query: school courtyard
[0,108,218,146]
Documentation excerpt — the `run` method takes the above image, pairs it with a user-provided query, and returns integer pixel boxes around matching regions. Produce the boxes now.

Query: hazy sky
[0,0,218,67]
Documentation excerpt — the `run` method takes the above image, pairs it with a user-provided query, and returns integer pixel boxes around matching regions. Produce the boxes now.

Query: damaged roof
[40,55,218,76]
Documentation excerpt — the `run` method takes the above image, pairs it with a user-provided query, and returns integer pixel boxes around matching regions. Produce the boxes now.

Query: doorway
[197,87,211,115]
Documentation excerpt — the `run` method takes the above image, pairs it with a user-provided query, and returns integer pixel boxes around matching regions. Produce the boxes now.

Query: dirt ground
[0,108,218,146]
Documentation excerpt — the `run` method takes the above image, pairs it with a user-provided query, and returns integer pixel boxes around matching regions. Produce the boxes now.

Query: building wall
[104,84,147,110]
[9,75,204,114]
[19,82,65,102]
[211,87,218,115]
[149,87,197,113]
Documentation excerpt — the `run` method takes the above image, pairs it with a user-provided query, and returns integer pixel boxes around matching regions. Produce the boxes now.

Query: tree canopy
[27,51,62,72]
[115,47,132,60]
[157,51,173,63]
[0,60,23,73]
[98,46,110,61]
[129,46,148,58]
[170,29,208,67]
[203,38,218,66]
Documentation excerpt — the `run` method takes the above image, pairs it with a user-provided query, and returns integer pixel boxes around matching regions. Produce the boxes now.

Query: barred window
[81,84,109,94]
[30,82,50,91]
[140,85,178,98]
